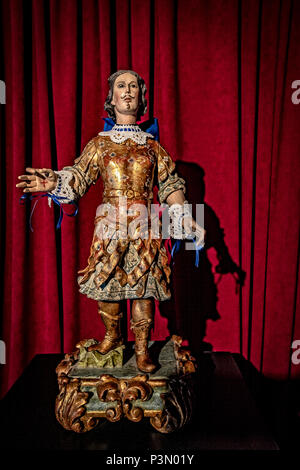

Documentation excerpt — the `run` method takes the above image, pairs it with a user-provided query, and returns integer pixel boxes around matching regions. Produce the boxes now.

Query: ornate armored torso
[53,125,186,302]
[100,137,156,206]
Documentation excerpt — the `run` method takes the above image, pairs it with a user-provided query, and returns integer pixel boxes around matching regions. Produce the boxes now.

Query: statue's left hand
[184,216,206,247]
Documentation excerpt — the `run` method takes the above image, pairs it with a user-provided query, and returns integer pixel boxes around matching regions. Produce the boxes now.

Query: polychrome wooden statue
[17,71,205,433]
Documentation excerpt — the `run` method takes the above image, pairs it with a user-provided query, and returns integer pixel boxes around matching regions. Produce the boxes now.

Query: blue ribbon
[171,239,182,258]
[171,238,204,267]
[102,117,115,131]
[141,118,159,141]
[193,239,205,268]
[20,193,78,232]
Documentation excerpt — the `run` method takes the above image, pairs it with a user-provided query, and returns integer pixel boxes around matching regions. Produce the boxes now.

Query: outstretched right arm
[16,137,101,203]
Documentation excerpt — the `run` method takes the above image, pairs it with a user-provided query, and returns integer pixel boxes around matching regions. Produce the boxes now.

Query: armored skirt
[53,129,185,302]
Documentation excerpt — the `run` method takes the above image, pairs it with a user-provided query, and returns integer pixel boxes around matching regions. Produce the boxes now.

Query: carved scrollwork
[55,349,100,433]
[150,374,195,434]
[55,376,100,433]
[123,375,152,421]
[55,350,79,378]
[96,375,123,422]
[171,335,197,375]
[148,336,197,434]
[96,374,153,423]
[55,337,197,434]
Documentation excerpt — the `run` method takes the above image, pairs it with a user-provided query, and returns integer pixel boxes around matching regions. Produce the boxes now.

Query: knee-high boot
[131,299,156,373]
[88,304,123,354]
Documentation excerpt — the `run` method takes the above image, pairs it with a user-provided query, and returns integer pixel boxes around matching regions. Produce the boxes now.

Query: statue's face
[111,72,139,119]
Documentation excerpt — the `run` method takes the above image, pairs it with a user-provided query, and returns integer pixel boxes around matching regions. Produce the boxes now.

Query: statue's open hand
[184,216,206,248]
[16,167,57,193]
[191,219,206,248]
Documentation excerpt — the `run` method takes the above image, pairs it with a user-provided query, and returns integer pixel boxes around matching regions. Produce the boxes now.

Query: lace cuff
[169,201,194,240]
[48,170,77,204]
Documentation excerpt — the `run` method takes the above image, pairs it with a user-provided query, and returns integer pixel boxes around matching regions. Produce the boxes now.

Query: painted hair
[104,70,147,122]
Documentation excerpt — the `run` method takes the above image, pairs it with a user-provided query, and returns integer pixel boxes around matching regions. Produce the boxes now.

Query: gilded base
[55,335,197,434]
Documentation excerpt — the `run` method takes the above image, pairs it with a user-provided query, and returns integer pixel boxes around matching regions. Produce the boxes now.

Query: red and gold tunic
[55,128,185,301]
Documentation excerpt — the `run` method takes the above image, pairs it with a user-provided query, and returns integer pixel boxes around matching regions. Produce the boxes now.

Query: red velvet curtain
[1,0,299,397]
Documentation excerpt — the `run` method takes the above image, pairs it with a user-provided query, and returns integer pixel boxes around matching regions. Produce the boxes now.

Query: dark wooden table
[0,351,279,451]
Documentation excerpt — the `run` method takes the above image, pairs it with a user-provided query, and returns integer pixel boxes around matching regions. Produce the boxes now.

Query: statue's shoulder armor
[93,134,110,148]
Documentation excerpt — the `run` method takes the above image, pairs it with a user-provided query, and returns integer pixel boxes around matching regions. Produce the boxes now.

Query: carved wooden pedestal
[55,335,197,434]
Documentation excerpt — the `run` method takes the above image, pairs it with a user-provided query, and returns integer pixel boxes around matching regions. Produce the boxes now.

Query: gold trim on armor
[103,188,153,199]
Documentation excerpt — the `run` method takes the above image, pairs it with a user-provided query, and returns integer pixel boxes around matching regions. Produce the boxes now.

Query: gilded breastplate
[100,139,156,204]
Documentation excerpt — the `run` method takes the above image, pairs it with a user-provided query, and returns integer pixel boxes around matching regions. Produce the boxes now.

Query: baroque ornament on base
[55,335,197,434]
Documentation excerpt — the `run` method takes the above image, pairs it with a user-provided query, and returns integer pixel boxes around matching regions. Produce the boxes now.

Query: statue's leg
[131,298,156,373]
[88,301,123,354]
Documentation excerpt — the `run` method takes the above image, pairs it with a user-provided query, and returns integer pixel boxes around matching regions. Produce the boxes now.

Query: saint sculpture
[16,70,205,433]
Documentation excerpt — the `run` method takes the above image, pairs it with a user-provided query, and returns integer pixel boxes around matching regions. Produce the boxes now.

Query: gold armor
[62,134,186,302]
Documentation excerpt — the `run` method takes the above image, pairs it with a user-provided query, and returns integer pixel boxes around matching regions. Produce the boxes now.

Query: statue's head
[104,70,147,122]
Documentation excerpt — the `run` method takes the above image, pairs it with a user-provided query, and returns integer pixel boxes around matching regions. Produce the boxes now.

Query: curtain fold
[1,0,299,397]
